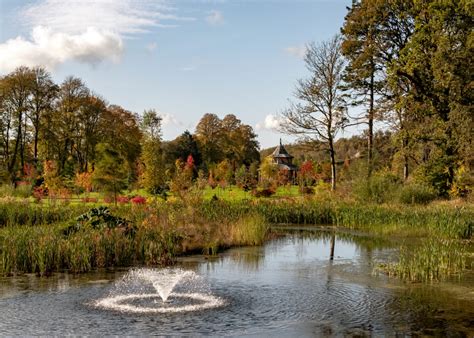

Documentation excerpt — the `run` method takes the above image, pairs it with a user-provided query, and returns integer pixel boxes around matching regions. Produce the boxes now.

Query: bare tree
[281,35,348,190]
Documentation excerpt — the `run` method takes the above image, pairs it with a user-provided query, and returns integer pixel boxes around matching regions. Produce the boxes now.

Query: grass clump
[352,171,401,204]
[398,183,437,205]
[382,239,469,282]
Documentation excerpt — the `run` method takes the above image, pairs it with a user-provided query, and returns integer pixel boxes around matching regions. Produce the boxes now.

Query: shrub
[352,171,401,204]
[14,182,33,198]
[251,188,275,198]
[131,196,146,205]
[0,184,15,197]
[398,183,437,205]
[117,196,130,204]
[81,197,98,203]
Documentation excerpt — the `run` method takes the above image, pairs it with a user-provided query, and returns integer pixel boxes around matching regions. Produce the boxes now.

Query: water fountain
[95,268,225,314]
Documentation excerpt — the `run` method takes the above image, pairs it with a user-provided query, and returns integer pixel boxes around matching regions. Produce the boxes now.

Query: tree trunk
[329,139,337,191]
[403,137,409,181]
[367,68,375,177]
[8,110,23,181]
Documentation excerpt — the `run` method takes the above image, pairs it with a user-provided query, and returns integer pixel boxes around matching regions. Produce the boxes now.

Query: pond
[0,227,473,336]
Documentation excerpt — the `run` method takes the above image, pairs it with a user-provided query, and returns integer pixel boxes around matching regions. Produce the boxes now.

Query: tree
[140,109,166,195]
[0,67,35,182]
[92,143,128,205]
[281,35,348,191]
[221,114,260,168]
[341,2,384,177]
[99,105,142,181]
[28,67,58,167]
[195,113,223,165]
[163,130,201,173]
[258,156,278,188]
[387,0,473,195]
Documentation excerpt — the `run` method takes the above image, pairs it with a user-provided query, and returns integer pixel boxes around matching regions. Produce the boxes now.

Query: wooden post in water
[330,233,335,260]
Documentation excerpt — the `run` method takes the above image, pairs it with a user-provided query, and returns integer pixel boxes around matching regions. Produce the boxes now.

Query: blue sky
[0,0,353,148]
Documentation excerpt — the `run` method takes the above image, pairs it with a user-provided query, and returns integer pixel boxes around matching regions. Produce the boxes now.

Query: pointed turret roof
[272,139,293,159]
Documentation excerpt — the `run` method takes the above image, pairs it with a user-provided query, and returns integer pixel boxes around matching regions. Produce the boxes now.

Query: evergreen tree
[92,143,128,205]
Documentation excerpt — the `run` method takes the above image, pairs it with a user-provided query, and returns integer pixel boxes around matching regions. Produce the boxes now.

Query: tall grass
[0,194,472,279]
[382,239,469,282]
[0,198,91,227]
[0,222,182,276]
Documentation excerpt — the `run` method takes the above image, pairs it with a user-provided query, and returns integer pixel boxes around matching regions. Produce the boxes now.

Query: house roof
[272,139,293,159]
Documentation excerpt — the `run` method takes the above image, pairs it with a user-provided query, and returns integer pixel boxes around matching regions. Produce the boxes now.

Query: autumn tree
[281,35,348,191]
[195,113,223,165]
[0,67,35,182]
[28,67,58,166]
[163,130,201,173]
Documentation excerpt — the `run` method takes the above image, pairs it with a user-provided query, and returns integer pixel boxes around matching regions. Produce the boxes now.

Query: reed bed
[0,198,90,227]
[381,239,469,282]
[0,200,269,275]
[0,196,472,279]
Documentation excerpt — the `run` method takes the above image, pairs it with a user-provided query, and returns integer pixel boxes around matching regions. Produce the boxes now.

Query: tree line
[282,0,472,196]
[0,67,260,197]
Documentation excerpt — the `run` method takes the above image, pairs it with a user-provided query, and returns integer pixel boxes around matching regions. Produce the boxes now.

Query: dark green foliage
[352,171,401,204]
[63,206,134,237]
[92,143,128,203]
[398,184,437,205]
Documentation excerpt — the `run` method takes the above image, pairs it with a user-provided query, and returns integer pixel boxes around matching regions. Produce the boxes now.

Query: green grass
[0,187,473,281]
[380,238,470,282]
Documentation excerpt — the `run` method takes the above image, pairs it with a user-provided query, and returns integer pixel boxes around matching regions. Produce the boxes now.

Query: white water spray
[94,268,225,313]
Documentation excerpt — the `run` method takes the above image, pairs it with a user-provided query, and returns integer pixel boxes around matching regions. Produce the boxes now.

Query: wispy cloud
[21,0,181,34]
[181,66,196,72]
[146,42,158,52]
[256,114,286,131]
[0,0,194,73]
[160,112,183,127]
[284,45,307,59]
[206,10,224,26]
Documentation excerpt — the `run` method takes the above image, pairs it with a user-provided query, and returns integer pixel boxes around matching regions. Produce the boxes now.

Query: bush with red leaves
[130,196,146,205]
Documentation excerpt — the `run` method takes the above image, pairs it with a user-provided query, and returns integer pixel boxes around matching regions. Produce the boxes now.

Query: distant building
[271,139,298,181]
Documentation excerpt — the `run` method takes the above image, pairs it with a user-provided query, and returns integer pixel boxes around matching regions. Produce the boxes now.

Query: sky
[0,0,355,149]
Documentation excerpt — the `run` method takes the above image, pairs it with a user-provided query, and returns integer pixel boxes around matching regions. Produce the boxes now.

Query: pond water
[1,227,473,336]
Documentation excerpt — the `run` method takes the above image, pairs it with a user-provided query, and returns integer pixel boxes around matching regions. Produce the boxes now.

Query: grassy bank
[0,200,268,276]
[0,196,472,280]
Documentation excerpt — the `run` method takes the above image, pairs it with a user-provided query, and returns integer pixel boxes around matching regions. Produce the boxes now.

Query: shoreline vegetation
[1,191,472,282]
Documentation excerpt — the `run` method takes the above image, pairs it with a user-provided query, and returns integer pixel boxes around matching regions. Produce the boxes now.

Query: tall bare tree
[28,67,58,166]
[281,35,348,191]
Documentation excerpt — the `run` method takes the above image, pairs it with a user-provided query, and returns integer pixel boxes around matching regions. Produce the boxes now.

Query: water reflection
[0,227,472,336]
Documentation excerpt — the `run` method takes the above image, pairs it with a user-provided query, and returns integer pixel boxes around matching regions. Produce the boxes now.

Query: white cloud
[160,112,182,127]
[256,114,286,131]
[0,0,193,73]
[206,10,224,26]
[146,42,158,52]
[21,0,179,35]
[284,46,307,59]
[0,26,122,72]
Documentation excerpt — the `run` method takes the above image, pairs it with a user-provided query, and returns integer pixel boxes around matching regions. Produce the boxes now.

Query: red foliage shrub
[130,196,146,205]
[33,186,48,200]
[117,196,130,204]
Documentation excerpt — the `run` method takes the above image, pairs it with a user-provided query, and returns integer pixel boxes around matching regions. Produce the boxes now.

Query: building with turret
[271,139,298,181]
